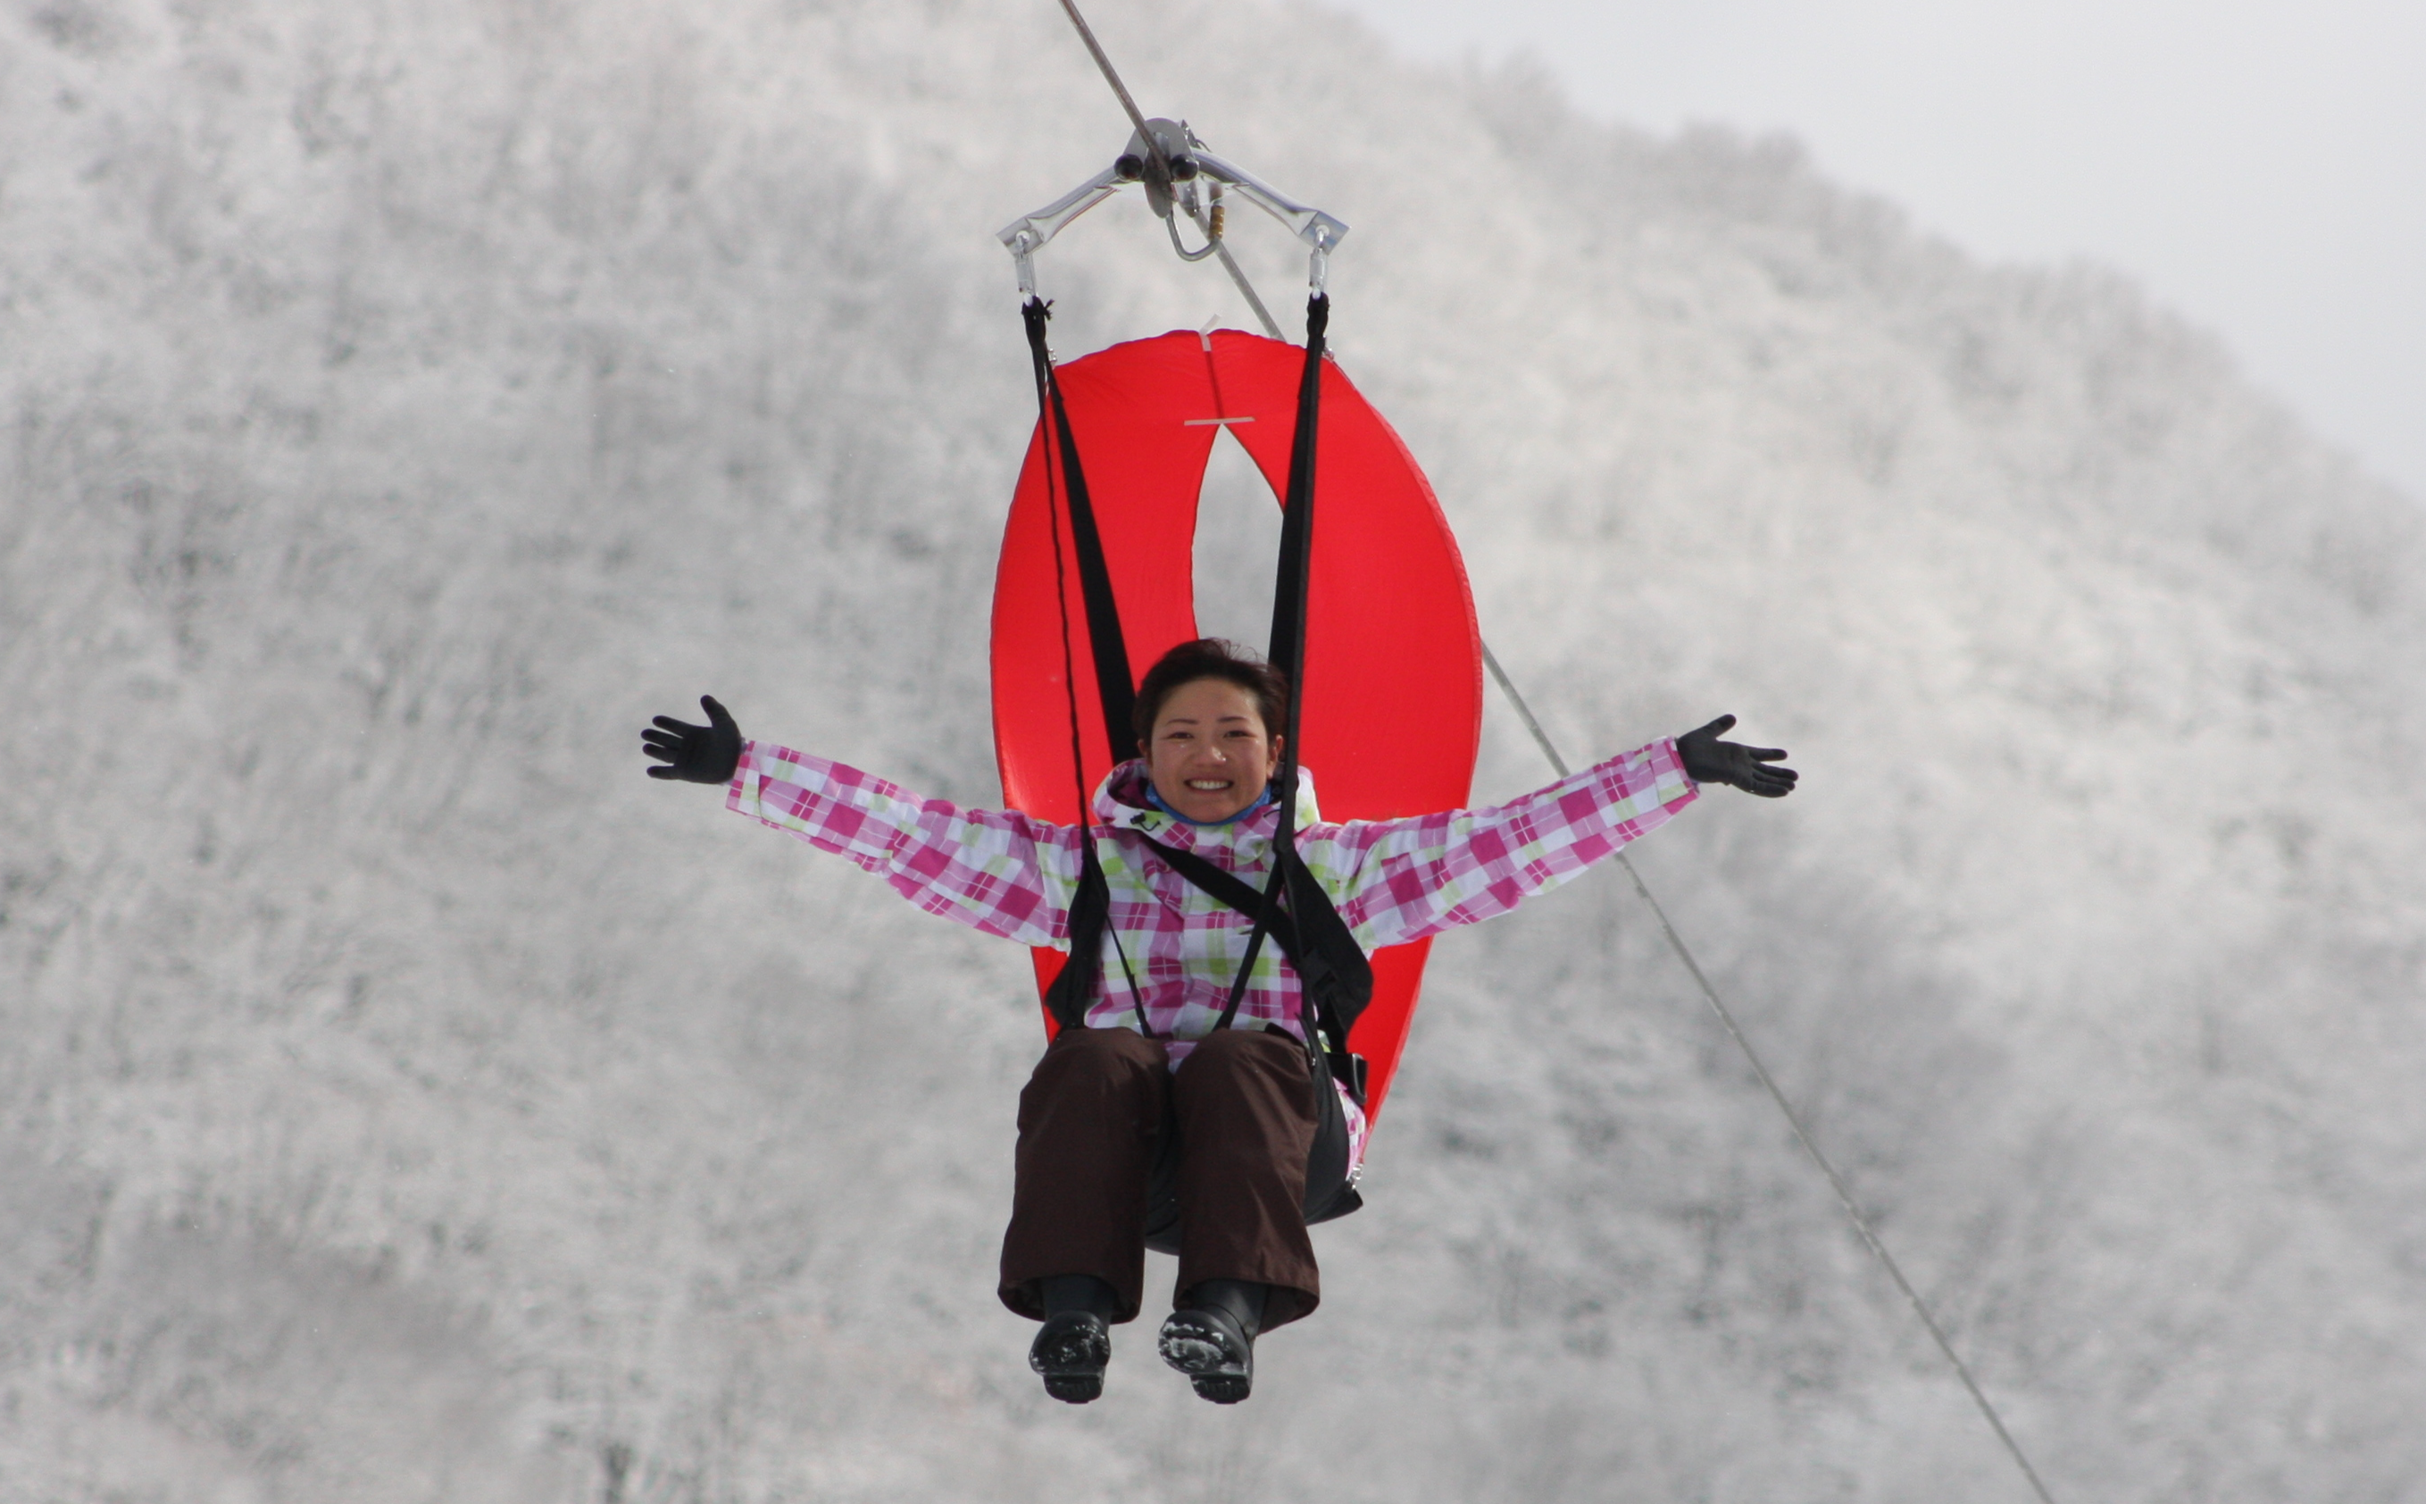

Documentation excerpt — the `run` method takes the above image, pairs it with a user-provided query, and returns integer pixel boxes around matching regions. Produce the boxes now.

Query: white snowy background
[4,1,2422,1500]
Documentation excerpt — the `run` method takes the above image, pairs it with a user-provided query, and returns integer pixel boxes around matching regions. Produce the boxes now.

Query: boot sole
[1157,1315,1252,1404]
[1030,1315,1111,1405]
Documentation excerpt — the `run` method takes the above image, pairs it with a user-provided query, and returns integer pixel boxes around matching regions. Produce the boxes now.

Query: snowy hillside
[5,1,2423,1500]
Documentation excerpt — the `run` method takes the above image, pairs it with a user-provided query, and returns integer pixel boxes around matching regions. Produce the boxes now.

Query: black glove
[643,695,743,784]
[1676,715,1797,798]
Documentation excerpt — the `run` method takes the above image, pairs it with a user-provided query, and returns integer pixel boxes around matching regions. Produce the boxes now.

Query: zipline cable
[1052,0,1285,339]
[1483,646,2061,1504]
[1054,0,1150,138]
[1211,243,1284,342]
[1037,7,2059,1499]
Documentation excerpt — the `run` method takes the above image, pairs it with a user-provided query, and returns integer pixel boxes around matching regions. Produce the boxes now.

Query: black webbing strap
[1141,837,1298,949]
[1022,294,1372,1062]
[1211,296,1375,1055]
[1023,297,1136,1030]
[1143,835,1368,1106]
[1022,299,1136,758]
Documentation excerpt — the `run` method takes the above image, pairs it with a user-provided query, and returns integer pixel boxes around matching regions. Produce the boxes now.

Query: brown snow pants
[998,1026,1322,1331]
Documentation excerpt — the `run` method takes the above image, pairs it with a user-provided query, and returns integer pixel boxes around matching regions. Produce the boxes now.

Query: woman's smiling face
[1143,677,1282,823]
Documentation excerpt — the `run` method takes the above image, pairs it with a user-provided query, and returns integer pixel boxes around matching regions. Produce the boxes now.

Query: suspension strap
[1023,297,1142,1031]
[1212,294,1374,1051]
[1024,293,1370,1055]
[1023,299,1138,756]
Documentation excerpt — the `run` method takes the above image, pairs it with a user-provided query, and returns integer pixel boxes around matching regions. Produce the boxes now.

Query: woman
[642,638,1795,1404]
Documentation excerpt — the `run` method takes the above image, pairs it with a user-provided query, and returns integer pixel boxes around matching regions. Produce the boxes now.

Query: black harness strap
[1023,295,1372,1122]
[1210,296,1375,1061]
[1024,299,1137,756]
[1142,835,1369,1106]
[1020,294,1370,1231]
[1141,838,1298,950]
[1024,298,1140,1031]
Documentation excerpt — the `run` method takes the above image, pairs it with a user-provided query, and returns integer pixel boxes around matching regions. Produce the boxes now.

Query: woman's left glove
[1676,715,1797,798]
[642,695,743,784]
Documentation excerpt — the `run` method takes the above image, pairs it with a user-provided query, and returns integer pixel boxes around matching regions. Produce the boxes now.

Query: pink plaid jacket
[728,739,1699,1166]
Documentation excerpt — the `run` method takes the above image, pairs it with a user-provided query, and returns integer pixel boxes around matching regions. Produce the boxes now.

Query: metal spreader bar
[998,116,1345,317]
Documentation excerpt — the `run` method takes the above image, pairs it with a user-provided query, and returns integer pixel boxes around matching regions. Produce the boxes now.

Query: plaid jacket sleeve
[725,741,1083,947]
[1305,738,1699,949]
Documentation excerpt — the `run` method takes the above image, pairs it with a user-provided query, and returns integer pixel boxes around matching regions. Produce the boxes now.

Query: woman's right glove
[1676,715,1797,798]
[642,695,744,784]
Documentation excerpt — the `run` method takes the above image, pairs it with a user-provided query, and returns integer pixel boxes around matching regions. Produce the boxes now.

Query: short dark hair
[1131,638,1290,749]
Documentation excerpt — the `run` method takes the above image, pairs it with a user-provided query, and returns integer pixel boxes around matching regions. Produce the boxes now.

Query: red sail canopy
[989,329,1481,1122]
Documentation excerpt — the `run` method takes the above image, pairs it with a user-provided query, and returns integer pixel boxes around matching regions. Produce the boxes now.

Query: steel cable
[1483,646,2060,1504]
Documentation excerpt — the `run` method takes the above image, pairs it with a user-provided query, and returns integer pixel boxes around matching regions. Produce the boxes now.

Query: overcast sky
[1314,0,2424,503]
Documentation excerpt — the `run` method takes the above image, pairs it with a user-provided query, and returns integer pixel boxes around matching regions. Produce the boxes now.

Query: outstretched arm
[1311,717,1797,947]
[639,697,1084,947]
[1307,738,1695,947]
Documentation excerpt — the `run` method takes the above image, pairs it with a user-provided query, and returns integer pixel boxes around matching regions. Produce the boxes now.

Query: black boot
[1029,1274,1118,1404]
[1158,1279,1266,1404]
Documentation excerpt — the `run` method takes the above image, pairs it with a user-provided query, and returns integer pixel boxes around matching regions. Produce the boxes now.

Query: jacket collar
[1093,760,1322,849]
